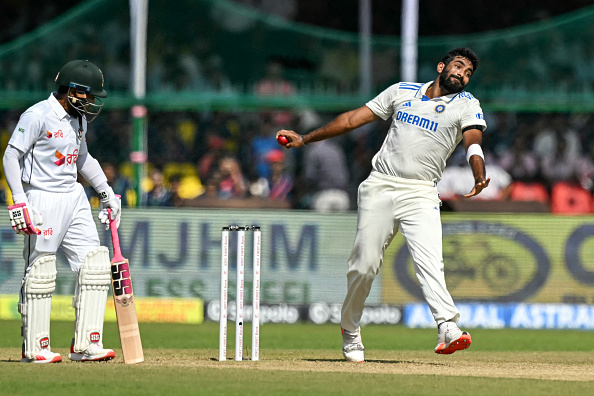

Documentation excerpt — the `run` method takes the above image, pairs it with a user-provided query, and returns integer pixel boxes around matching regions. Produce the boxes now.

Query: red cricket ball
[277,135,289,146]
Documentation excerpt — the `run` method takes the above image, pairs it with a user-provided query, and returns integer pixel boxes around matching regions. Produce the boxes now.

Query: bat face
[111,259,134,307]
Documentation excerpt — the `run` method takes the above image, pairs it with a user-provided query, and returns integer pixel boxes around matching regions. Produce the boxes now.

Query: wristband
[466,144,484,163]
[301,135,307,146]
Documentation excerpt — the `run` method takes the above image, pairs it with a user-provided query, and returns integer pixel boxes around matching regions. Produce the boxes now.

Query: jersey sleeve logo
[476,113,484,120]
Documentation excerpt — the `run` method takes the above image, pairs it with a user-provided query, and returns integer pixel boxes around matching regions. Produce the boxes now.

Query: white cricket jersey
[366,81,487,183]
[8,93,88,193]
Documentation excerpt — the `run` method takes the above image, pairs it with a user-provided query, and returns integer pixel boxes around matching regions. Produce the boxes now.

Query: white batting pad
[19,255,56,359]
[72,247,111,352]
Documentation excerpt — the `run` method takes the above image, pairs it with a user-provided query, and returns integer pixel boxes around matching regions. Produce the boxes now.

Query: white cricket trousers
[24,183,100,273]
[341,171,459,331]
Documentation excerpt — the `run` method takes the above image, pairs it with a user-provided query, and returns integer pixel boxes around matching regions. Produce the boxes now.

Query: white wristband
[466,144,484,163]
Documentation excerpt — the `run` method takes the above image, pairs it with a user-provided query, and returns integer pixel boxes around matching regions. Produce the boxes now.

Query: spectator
[498,133,541,182]
[250,116,282,179]
[146,168,172,206]
[198,134,227,181]
[102,162,135,207]
[304,139,350,212]
[439,151,512,201]
[255,60,295,97]
[199,171,223,200]
[217,156,248,199]
[250,149,293,201]
[541,134,581,187]
[267,149,294,201]
[254,61,295,126]
[167,173,185,207]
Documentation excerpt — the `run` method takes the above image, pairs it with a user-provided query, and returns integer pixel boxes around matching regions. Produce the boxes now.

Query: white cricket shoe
[69,342,115,362]
[342,328,365,362]
[435,321,471,354]
[21,348,62,363]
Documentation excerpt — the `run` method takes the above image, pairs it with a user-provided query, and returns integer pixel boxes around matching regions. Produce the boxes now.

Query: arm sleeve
[77,151,109,191]
[365,83,399,120]
[461,98,487,132]
[2,144,27,204]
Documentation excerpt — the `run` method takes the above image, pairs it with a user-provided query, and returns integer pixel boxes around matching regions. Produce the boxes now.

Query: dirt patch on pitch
[146,349,594,382]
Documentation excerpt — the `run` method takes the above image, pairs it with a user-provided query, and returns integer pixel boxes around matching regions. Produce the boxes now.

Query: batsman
[2,60,121,363]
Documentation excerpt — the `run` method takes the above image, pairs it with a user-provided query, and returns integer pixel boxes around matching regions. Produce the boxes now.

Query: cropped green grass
[1,320,593,395]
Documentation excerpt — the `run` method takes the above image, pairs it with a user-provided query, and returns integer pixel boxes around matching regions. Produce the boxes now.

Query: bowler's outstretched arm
[277,106,380,149]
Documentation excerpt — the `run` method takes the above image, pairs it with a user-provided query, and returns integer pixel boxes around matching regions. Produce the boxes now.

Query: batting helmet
[55,60,108,98]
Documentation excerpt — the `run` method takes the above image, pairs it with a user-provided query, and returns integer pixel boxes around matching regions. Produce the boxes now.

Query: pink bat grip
[107,208,125,262]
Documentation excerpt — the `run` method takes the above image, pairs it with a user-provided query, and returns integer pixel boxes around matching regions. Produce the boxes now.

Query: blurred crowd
[2,0,594,97]
[3,106,594,213]
[2,1,594,213]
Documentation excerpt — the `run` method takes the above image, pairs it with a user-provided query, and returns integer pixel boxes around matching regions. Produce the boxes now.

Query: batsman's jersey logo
[54,149,78,166]
[46,130,63,138]
[112,262,134,306]
[54,150,65,165]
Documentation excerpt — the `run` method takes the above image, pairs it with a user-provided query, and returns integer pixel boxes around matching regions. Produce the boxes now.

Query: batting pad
[19,255,56,359]
[73,247,111,352]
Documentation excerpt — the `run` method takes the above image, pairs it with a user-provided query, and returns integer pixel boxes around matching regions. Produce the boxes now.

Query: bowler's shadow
[305,358,445,366]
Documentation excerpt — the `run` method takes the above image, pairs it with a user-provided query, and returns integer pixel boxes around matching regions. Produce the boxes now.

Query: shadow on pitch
[304,358,445,365]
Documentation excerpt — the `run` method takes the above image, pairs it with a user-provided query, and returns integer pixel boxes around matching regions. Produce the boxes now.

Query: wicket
[219,225,261,361]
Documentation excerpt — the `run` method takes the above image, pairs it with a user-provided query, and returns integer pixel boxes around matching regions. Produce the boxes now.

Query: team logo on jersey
[54,149,78,166]
[476,113,484,120]
[46,130,64,139]
[435,104,446,114]
[54,150,65,165]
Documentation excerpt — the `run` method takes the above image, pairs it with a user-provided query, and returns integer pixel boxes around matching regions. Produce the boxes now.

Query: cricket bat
[107,208,144,364]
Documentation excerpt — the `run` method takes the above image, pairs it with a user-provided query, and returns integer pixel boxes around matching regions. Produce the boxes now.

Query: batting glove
[8,202,43,235]
[98,187,121,230]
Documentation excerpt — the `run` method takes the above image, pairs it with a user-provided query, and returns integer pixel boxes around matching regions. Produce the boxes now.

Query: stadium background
[1,0,594,330]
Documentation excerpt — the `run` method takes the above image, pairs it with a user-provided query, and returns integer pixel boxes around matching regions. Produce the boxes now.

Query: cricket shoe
[434,321,471,355]
[21,349,62,363]
[69,342,115,362]
[342,328,365,362]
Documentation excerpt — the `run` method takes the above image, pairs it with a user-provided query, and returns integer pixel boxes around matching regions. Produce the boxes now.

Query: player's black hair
[441,48,479,72]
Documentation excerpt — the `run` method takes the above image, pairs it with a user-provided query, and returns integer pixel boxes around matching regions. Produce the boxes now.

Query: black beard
[439,73,465,94]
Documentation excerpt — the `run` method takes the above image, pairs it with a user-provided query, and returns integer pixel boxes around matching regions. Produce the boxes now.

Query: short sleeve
[365,84,400,121]
[8,110,43,152]
[460,98,487,132]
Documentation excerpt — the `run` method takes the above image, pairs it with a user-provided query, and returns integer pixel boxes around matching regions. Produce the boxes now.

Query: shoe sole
[69,351,116,362]
[435,332,471,355]
[20,355,62,363]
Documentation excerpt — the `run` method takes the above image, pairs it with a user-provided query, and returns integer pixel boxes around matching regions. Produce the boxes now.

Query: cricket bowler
[277,48,489,362]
